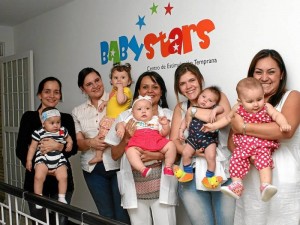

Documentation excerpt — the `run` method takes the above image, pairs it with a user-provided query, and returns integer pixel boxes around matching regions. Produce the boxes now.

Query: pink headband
[132,95,152,108]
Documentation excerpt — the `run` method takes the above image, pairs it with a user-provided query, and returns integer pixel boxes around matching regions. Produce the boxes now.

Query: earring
[159,99,162,106]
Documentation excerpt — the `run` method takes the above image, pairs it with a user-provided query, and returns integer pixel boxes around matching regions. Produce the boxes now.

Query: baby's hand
[65,142,73,152]
[208,110,217,123]
[201,123,216,132]
[280,123,291,132]
[158,116,168,125]
[178,129,185,141]
[26,161,32,172]
[98,101,107,112]
[117,127,125,139]
[116,82,124,90]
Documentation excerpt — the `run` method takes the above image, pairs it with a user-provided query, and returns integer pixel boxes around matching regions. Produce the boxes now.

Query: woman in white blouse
[72,67,130,223]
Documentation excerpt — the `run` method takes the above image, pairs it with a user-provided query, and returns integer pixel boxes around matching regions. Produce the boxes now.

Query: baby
[116,95,177,177]
[175,86,224,189]
[89,63,133,164]
[26,107,72,208]
[202,77,291,201]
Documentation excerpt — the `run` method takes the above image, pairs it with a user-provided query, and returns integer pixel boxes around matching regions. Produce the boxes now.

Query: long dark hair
[133,71,169,109]
[247,49,287,106]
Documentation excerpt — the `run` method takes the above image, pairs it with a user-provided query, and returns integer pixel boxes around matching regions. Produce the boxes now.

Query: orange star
[164,2,173,15]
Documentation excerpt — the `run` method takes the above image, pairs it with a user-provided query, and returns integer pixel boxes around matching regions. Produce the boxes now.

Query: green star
[150,3,158,15]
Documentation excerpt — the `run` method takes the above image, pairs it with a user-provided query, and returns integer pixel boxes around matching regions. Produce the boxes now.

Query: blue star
[136,15,146,30]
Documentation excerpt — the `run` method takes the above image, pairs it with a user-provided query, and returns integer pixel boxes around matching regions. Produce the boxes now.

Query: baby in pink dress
[116,95,177,177]
[202,77,291,202]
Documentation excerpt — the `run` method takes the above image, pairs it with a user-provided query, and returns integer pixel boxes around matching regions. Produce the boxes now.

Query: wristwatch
[190,107,197,117]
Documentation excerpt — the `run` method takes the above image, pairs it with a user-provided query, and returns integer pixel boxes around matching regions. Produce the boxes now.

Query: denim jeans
[83,162,130,224]
[178,178,236,225]
[28,191,73,225]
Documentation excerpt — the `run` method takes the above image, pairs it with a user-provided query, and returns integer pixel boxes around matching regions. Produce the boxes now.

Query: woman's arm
[170,103,186,154]
[227,129,235,152]
[139,149,164,162]
[202,103,239,132]
[232,90,300,140]
[16,112,37,167]
[194,92,231,122]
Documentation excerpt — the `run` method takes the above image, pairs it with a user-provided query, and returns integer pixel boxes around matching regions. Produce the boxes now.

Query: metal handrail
[0,181,128,225]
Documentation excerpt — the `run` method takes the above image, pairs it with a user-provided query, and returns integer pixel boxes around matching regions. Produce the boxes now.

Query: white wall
[0,25,14,56]
[11,0,300,221]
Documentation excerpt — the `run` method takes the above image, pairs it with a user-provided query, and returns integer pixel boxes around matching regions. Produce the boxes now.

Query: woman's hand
[125,118,137,137]
[137,148,164,162]
[90,136,108,152]
[39,138,63,155]
[230,113,244,134]
[194,148,205,158]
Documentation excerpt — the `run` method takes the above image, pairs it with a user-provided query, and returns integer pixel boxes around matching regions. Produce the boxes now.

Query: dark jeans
[83,162,130,224]
[28,191,73,225]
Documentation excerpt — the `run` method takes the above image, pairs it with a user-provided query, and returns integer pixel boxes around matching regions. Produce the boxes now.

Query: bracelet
[242,123,247,135]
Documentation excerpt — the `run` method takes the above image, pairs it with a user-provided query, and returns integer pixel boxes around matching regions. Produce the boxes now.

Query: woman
[105,71,178,225]
[170,63,236,225]
[232,49,300,225]
[71,67,130,223]
[16,77,78,225]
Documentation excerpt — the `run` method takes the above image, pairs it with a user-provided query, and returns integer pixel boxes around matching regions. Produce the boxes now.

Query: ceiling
[0,0,74,26]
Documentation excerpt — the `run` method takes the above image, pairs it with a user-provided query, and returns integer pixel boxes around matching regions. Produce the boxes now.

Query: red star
[164,3,173,15]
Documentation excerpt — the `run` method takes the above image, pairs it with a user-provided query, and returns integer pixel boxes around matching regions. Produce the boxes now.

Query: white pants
[127,199,176,225]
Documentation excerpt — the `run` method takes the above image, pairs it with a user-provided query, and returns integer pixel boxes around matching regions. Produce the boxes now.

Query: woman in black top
[16,77,78,225]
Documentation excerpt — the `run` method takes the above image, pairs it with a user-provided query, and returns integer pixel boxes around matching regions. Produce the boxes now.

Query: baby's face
[43,116,61,133]
[132,99,153,122]
[239,87,265,113]
[197,89,218,109]
[111,70,131,88]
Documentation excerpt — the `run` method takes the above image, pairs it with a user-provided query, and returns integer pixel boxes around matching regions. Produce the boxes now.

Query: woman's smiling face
[253,56,283,101]
[138,76,162,107]
[38,80,61,109]
[178,71,202,104]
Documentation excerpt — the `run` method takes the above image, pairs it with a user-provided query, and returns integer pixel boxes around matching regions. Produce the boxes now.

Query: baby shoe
[164,167,174,176]
[173,165,193,182]
[141,167,152,178]
[261,183,277,202]
[58,197,67,204]
[221,181,244,199]
[202,176,223,189]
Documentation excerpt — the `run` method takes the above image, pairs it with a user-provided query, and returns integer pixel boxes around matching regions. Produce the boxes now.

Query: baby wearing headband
[26,107,73,208]
[116,95,177,177]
